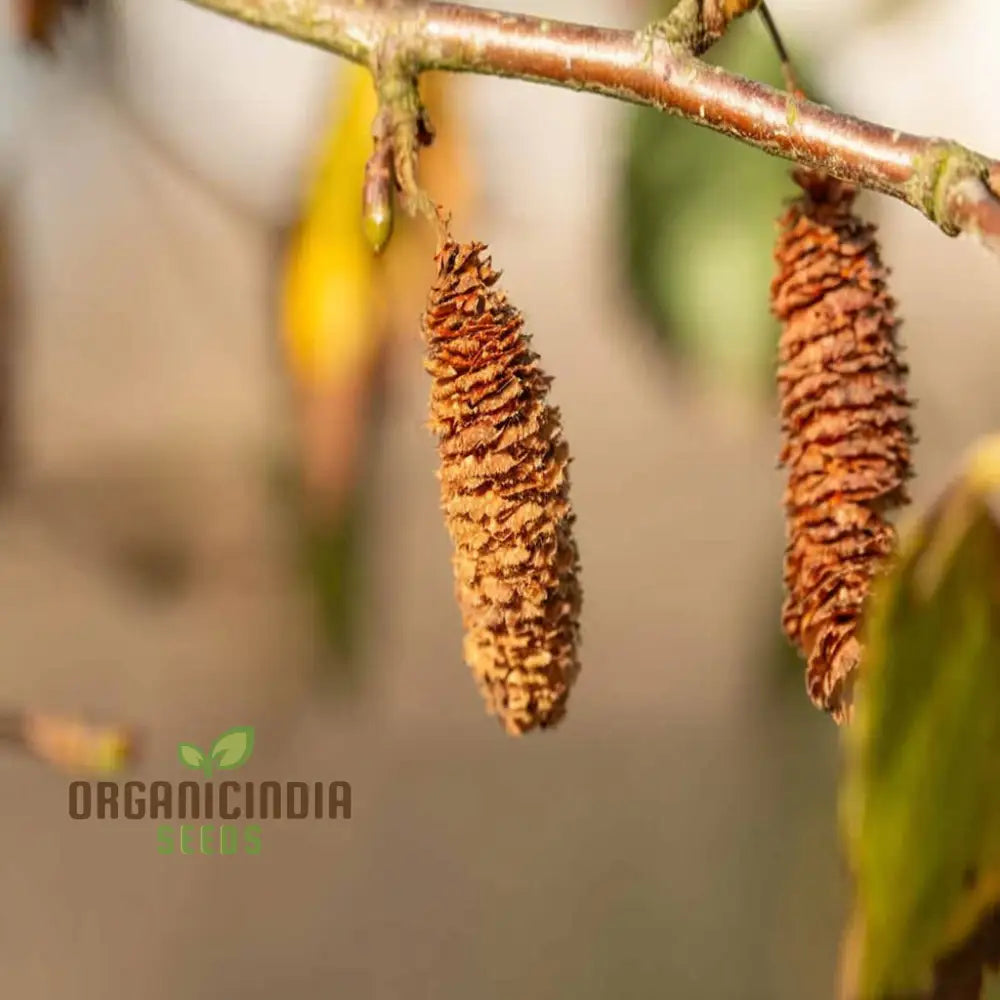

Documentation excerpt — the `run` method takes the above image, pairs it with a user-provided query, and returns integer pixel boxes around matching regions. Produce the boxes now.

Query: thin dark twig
[756,2,797,92]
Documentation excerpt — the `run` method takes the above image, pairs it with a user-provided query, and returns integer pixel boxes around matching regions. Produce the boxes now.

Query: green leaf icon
[210,727,255,771]
[178,743,208,773]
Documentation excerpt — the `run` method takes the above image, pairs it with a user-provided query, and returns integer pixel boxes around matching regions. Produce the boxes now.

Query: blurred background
[0,0,998,997]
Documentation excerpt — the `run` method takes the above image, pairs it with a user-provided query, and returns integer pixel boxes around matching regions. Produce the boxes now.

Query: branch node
[908,143,994,237]
[645,0,759,56]
[374,64,436,222]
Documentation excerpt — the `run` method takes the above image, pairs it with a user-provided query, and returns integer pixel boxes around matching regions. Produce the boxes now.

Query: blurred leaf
[622,14,824,394]
[284,68,475,393]
[841,435,1000,998]
[266,445,369,686]
[279,62,381,676]
[862,0,932,26]
[15,0,87,49]
[302,458,370,679]
[20,713,136,774]
[281,66,474,672]
[283,62,381,392]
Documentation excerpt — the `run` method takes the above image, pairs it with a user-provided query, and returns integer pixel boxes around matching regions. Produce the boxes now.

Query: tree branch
[180,0,1000,257]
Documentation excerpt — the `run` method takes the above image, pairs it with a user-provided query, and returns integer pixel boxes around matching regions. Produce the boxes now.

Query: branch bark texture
[181,0,1000,257]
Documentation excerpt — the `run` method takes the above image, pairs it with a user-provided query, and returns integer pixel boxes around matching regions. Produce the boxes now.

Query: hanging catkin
[422,237,582,734]
[771,170,913,722]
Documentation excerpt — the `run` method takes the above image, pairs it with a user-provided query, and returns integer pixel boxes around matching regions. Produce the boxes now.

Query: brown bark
[180,0,1000,259]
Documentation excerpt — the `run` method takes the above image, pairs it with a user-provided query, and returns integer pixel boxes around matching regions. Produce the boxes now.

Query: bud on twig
[362,131,394,254]
[422,237,582,734]
[772,171,914,722]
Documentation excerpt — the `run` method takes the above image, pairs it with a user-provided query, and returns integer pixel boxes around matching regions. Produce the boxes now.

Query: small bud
[362,140,394,254]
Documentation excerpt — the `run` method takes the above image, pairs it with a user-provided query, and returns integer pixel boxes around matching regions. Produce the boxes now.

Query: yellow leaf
[24,715,135,774]
[282,62,380,388]
[283,65,477,514]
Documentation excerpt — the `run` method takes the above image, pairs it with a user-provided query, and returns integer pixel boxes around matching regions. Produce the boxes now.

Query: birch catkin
[422,237,581,734]
[772,171,913,722]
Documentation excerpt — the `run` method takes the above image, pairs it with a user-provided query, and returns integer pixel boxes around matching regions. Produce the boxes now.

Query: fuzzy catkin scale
[772,171,913,723]
[422,238,581,735]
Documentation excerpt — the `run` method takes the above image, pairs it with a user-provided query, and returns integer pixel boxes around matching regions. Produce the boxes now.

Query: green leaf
[986,972,1000,1000]
[621,14,827,395]
[210,726,255,770]
[269,388,381,688]
[302,492,367,668]
[842,435,1000,998]
[178,743,206,771]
